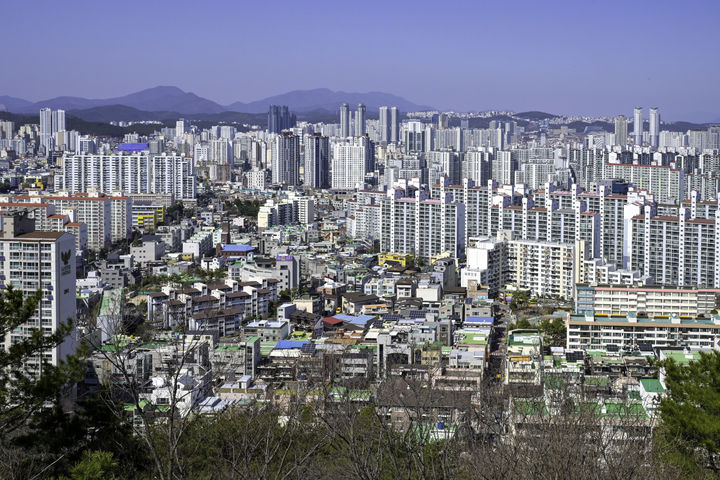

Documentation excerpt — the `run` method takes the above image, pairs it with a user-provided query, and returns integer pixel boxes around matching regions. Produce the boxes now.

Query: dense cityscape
[0,94,718,478]
[2,1,720,479]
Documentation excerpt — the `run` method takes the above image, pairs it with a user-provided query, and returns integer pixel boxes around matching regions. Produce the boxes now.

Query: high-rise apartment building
[380,190,465,261]
[403,121,426,153]
[614,115,628,146]
[355,104,366,137]
[427,149,461,185]
[339,103,350,138]
[603,162,683,204]
[271,132,300,186]
[0,215,77,376]
[390,107,399,143]
[15,192,113,250]
[209,139,234,165]
[109,193,133,244]
[267,105,296,134]
[649,107,660,148]
[51,109,65,134]
[378,106,390,143]
[331,137,372,190]
[303,133,330,189]
[175,118,186,137]
[492,150,516,185]
[633,107,643,145]
[39,107,53,153]
[627,206,720,287]
[56,152,197,201]
[462,150,492,186]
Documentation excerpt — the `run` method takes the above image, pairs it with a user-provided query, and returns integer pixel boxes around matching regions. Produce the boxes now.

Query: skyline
[0,85,700,122]
[1,0,720,121]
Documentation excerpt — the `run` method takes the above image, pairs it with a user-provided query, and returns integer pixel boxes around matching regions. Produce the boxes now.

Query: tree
[64,451,119,480]
[0,287,84,437]
[658,350,720,474]
[90,293,218,480]
[508,317,532,331]
[0,287,88,478]
[538,317,566,347]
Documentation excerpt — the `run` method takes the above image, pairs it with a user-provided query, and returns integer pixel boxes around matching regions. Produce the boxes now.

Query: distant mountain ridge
[227,88,434,113]
[0,86,433,116]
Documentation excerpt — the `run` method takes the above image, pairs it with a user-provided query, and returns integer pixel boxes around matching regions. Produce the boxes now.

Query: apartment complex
[56,152,196,200]
[628,206,719,287]
[16,192,113,250]
[380,190,465,261]
[462,234,577,299]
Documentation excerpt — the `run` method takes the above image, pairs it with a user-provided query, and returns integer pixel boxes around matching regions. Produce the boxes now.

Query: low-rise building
[566,312,720,351]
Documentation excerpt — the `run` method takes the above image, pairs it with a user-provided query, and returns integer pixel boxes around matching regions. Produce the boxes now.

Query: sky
[2,0,720,121]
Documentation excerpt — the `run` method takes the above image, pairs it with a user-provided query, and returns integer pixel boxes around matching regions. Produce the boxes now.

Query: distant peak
[141,85,185,94]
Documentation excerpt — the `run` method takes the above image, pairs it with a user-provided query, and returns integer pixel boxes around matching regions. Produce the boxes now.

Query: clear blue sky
[3,0,719,121]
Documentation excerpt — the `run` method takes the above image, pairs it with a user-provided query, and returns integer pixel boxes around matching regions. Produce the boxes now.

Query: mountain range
[0,86,433,120]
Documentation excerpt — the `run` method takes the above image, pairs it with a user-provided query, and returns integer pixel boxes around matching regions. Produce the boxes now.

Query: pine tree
[0,286,84,438]
[659,350,720,473]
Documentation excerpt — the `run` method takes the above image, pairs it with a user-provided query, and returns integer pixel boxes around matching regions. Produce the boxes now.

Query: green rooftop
[98,289,123,317]
[514,400,550,417]
[215,345,241,351]
[584,376,610,387]
[640,378,665,394]
[661,351,701,365]
[508,331,541,346]
[604,403,648,418]
[458,333,488,345]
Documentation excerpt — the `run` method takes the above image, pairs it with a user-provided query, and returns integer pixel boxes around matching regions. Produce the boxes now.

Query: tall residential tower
[633,107,643,145]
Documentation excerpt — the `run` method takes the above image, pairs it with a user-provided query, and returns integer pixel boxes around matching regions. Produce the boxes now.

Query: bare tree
[88,290,211,480]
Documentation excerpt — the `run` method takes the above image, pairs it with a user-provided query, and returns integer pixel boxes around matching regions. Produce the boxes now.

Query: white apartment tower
[176,118,186,137]
[1,215,77,375]
[331,137,372,190]
[380,190,466,261]
[492,150,515,185]
[633,107,643,145]
[52,109,65,134]
[355,104,366,137]
[39,108,53,153]
[378,106,390,143]
[340,103,350,138]
[649,107,660,148]
[57,152,196,201]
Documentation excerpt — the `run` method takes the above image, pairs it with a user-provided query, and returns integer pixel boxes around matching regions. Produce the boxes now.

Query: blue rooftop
[275,340,310,350]
[119,142,148,153]
[334,314,375,325]
[466,316,493,324]
[222,244,254,252]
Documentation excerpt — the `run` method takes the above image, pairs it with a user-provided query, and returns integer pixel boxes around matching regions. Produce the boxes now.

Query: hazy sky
[3,0,719,121]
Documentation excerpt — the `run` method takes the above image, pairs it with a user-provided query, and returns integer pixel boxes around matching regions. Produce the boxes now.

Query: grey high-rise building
[649,107,660,148]
[340,103,350,138]
[633,107,643,145]
[51,109,65,134]
[272,132,300,186]
[355,104,366,137]
[390,107,399,143]
[39,107,53,153]
[268,105,296,134]
[378,106,390,143]
[614,115,628,146]
[304,133,330,189]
